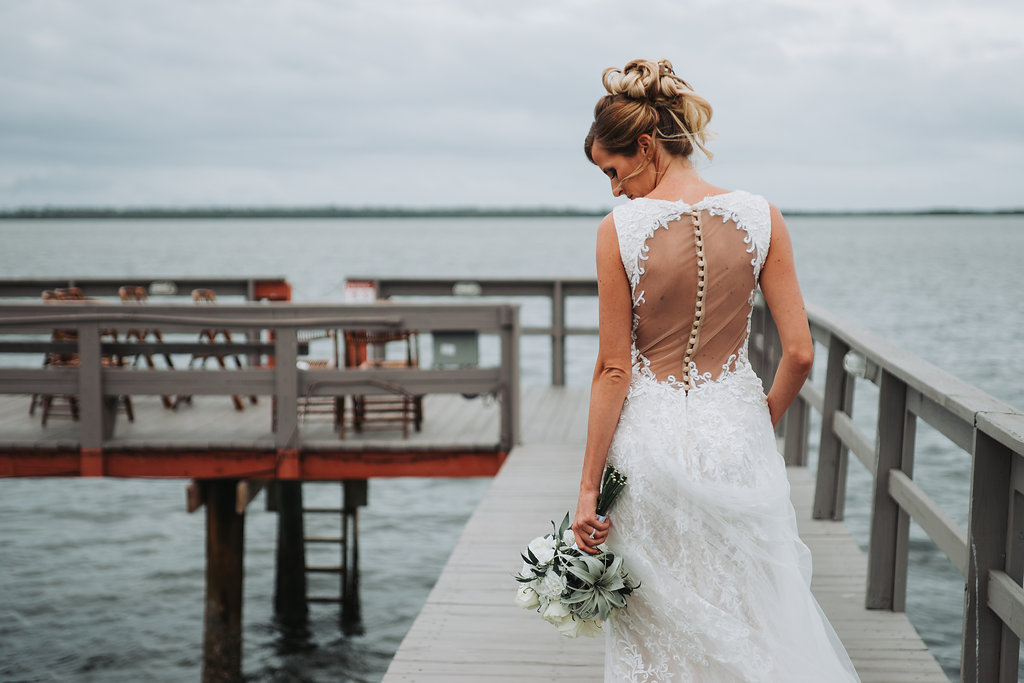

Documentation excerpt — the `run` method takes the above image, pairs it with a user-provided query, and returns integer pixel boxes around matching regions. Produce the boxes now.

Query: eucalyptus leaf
[558,512,572,538]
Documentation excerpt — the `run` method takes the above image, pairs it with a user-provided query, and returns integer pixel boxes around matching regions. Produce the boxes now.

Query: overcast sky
[1,0,1021,211]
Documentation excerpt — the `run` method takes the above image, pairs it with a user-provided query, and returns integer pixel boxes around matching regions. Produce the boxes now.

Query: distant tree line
[0,206,608,219]
[1,206,1021,219]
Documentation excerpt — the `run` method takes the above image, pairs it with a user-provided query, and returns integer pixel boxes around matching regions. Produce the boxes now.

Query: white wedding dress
[603,192,860,682]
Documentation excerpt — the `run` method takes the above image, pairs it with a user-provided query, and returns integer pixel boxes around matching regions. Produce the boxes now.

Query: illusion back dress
[604,191,860,682]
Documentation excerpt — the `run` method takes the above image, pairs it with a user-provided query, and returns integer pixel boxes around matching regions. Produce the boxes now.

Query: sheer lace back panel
[613,192,771,389]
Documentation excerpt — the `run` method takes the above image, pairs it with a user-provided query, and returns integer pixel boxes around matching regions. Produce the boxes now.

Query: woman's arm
[573,213,633,554]
[759,204,814,427]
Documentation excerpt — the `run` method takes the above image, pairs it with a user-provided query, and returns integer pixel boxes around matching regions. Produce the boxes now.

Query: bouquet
[514,465,637,638]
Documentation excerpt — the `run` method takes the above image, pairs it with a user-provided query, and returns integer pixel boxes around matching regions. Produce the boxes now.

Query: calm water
[1,214,1022,681]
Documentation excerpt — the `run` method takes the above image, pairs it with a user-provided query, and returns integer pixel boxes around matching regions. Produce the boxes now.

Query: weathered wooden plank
[987,570,1024,642]
[889,469,968,576]
[834,410,874,472]
[798,380,824,414]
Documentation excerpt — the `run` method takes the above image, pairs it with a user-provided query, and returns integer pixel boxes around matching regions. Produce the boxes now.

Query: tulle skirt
[604,363,860,682]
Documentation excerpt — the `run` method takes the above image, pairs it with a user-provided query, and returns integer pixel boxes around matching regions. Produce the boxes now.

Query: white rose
[541,600,570,625]
[535,567,567,602]
[557,616,583,638]
[527,535,556,565]
[577,619,604,638]
[562,529,576,548]
[514,584,540,610]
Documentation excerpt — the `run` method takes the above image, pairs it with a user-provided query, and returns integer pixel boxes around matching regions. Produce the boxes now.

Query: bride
[571,59,861,682]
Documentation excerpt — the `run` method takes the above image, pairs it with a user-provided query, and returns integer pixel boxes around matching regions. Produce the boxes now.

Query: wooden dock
[383,391,949,682]
[4,279,1024,682]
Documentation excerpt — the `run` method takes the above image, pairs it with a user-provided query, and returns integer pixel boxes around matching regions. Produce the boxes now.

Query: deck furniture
[32,289,134,425]
[119,285,175,408]
[173,289,251,411]
[344,330,423,438]
[272,329,346,436]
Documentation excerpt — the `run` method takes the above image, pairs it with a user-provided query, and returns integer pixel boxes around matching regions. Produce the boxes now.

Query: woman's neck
[644,157,721,203]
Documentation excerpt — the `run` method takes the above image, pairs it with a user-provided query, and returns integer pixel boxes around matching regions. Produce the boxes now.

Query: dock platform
[383,389,948,682]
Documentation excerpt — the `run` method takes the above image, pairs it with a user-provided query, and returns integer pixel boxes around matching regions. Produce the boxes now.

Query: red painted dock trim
[0,448,506,479]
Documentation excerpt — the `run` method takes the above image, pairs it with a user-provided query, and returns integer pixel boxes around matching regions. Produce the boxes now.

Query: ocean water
[0,213,1022,681]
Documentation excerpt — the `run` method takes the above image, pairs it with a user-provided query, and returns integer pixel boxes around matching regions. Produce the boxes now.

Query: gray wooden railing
[0,277,291,300]
[0,302,520,452]
[754,300,1024,683]
[362,277,598,387]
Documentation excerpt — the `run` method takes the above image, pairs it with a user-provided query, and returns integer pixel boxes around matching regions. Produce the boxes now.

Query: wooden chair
[173,289,251,411]
[298,329,345,435]
[119,285,175,408]
[32,289,134,425]
[272,329,346,436]
[344,330,423,438]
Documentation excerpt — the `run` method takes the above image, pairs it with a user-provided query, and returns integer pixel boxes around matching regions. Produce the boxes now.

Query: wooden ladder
[302,480,367,632]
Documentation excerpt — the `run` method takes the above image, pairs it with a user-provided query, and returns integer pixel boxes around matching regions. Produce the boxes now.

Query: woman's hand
[573,490,610,555]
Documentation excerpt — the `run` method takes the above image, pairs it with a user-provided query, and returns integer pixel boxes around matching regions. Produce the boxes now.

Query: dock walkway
[383,388,948,682]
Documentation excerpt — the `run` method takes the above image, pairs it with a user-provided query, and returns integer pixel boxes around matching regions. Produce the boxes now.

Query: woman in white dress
[571,59,860,682]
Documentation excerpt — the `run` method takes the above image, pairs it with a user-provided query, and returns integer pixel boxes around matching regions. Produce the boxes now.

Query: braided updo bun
[585,58,713,163]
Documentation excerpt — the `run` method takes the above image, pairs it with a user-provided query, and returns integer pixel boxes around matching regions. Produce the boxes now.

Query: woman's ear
[636,133,653,158]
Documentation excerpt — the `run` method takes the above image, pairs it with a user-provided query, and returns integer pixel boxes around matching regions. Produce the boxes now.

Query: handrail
[0,276,291,301]
[359,277,599,386]
[0,302,521,453]
[768,299,1024,683]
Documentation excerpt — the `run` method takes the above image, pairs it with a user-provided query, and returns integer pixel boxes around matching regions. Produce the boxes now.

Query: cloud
[0,0,1021,209]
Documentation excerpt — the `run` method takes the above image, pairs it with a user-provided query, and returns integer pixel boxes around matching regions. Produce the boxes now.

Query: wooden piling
[342,479,367,633]
[274,481,308,625]
[202,479,245,683]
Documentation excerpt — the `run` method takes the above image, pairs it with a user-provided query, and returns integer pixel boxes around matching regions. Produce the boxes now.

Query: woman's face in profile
[589,140,650,200]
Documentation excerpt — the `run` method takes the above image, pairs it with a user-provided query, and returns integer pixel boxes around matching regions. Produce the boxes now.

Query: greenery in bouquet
[513,465,637,638]
[596,464,628,518]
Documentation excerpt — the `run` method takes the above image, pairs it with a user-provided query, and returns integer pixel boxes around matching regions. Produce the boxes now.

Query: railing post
[866,369,915,610]
[552,280,565,387]
[961,429,1014,682]
[78,323,117,471]
[813,334,852,520]
[500,306,520,451]
[999,470,1024,682]
[274,328,299,452]
[783,392,810,467]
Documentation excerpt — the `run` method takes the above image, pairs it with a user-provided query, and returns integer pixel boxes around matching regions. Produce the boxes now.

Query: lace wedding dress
[603,191,860,682]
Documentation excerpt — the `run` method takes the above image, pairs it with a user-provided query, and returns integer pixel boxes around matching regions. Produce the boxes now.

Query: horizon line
[2,205,1023,219]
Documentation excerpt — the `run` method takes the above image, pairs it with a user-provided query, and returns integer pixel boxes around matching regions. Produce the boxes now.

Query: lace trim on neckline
[628,191,763,277]
[630,190,741,208]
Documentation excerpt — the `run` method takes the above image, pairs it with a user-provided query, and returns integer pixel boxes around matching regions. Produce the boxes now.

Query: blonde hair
[584,59,714,175]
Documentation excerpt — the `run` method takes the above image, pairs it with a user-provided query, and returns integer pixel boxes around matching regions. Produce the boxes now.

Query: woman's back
[612,191,772,389]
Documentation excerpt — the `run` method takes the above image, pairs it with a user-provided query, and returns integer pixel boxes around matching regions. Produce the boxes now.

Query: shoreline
[2,206,1023,220]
